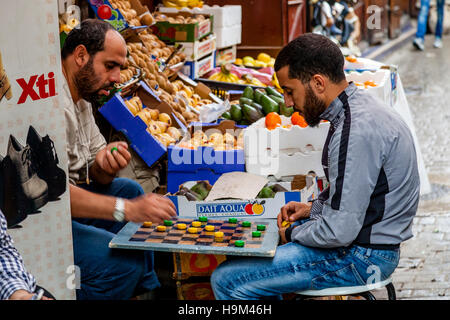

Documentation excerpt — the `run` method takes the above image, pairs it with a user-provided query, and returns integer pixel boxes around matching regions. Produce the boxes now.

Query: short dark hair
[274,33,346,84]
[61,19,115,59]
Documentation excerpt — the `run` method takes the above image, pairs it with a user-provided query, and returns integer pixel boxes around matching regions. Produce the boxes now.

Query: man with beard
[61,19,176,300]
[210,34,420,300]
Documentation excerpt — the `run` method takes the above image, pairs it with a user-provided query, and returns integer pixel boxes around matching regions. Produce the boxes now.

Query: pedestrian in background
[413,0,446,50]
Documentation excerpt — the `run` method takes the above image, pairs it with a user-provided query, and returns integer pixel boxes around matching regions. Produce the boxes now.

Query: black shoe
[7,135,48,213]
[27,126,66,201]
[0,154,28,228]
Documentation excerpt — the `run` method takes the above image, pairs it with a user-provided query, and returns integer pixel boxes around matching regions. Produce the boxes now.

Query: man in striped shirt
[0,210,52,300]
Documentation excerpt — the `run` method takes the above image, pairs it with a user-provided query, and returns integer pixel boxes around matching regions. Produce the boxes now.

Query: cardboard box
[215,45,237,66]
[167,120,245,193]
[99,81,187,167]
[159,5,242,28]
[150,12,213,42]
[178,34,216,61]
[86,0,128,32]
[181,51,216,80]
[345,69,391,107]
[243,117,329,178]
[215,24,242,49]
[167,177,318,219]
[173,252,226,278]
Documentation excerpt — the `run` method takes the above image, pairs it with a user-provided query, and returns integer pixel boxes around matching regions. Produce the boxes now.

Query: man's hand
[277,201,312,229]
[95,141,131,177]
[9,289,52,300]
[125,193,177,223]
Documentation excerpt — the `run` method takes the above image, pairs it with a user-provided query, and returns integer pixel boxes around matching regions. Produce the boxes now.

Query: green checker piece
[228,217,238,224]
[252,231,261,238]
[242,221,251,227]
[199,216,208,222]
[235,240,245,247]
[163,220,173,226]
[257,224,266,231]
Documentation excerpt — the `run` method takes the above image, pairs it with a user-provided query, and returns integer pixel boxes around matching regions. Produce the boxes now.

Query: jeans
[211,241,399,300]
[72,177,160,300]
[416,0,446,39]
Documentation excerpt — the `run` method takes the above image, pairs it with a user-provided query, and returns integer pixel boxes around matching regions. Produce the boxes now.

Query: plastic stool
[295,277,396,300]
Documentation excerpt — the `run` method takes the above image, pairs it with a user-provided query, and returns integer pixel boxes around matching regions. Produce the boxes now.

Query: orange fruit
[363,80,376,87]
[291,112,308,128]
[265,112,282,130]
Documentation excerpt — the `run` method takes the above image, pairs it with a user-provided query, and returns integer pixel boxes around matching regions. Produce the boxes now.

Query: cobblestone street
[372,34,450,300]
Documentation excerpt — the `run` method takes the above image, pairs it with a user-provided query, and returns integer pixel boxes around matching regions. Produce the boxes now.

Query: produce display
[208,64,266,87]
[109,0,154,26]
[220,86,291,126]
[123,95,183,147]
[354,80,378,88]
[176,130,244,150]
[205,63,273,87]
[235,52,276,69]
[153,12,208,24]
[161,0,205,9]
[121,35,215,125]
[171,180,288,201]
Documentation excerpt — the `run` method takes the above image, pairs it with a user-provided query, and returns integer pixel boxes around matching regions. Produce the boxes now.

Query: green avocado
[268,94,284,105]
[260,94,279,114]
[279,102,294,117]
[265,86,283,98]
[230,104,243,122]
[257,186,275,198]
[221,111,232,120]
[239,96,254,106]
[242,104,264,123]
[242,86,254,100]
[253,89,265,104]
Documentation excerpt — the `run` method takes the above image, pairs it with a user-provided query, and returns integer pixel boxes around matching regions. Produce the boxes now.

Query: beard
[301,83,328,127]
[74,57,112,104]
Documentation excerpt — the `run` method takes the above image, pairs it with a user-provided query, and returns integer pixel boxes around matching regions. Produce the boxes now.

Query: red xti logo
[16,72,56,104]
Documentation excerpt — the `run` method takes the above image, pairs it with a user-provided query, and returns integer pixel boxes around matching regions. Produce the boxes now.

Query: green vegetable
[230,104,243,122]
[260,94,279,114]
[265,86,283,98]
[221,111,232,120]
[242,86,254,100]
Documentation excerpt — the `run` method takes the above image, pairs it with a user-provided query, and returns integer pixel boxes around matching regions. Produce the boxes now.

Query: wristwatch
[113,198,126,222]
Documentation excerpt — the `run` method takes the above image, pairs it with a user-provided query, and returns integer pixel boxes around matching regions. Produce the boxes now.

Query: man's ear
[310,74,326,95]
[73,45,89,68]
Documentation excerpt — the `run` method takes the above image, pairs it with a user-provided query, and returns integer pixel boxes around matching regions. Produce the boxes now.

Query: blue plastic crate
[166,120,245,192]
[167,169,224,193]
[99,82,187,168]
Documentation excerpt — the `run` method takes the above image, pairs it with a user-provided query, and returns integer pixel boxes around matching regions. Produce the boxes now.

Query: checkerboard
[109,217,280,257]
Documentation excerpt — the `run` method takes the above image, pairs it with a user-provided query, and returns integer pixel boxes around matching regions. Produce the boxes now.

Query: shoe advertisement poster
[0,0,76,299]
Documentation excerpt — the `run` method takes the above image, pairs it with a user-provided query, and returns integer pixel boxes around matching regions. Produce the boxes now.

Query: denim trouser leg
[72,177,160,300]
[211,242,400,300]
[416,0,431,39]
[435,0,445,38]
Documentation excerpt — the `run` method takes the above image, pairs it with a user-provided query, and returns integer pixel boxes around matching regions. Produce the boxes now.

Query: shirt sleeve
[86,104,107,168]
[291,126,385,248]
[0,212,36,300]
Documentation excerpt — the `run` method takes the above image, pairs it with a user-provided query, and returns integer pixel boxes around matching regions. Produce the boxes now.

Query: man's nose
[283,94,293,107]
[109,67,121,84]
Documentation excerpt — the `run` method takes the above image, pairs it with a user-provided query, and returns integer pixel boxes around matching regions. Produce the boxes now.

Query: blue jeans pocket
[311,263,366,290]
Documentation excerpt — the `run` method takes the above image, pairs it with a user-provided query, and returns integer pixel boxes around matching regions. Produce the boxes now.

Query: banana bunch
[209,64,240,83]
[163,0,204,9]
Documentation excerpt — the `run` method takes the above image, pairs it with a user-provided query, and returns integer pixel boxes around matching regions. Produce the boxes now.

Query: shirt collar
[320,82,357,123]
